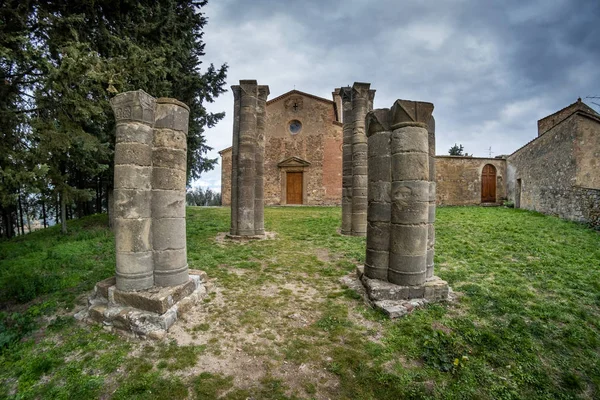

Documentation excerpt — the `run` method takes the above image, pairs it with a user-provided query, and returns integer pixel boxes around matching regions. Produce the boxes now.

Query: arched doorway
[481,164,497,203]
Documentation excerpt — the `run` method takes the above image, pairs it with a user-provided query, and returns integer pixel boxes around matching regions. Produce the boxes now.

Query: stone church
[220,89,600,228]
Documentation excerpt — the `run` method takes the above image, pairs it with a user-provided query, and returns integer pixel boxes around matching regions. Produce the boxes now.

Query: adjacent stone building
[506,99,600,228]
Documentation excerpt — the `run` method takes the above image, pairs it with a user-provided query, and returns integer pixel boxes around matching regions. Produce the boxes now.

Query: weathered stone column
[365,109,392,280]
[230,86,241,235]
[350,82,375,236]
[254,85,270,236]
[427,116,436,279]
[110,90,155,291]
[230,80,268,237]
[388,100,433,286]
[152,98,190,287]
[340,87,353,235]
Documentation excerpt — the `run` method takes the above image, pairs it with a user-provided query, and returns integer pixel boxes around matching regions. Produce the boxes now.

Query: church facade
[220,89,600,228]
[220,89,344,206]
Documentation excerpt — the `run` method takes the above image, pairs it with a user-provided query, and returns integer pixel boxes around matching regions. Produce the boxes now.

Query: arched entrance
[481,164,497,203]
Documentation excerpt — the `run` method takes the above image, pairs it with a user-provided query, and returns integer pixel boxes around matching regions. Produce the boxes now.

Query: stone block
[391,126,429,154]
[391,201,429,225]
[115,123,153,145]
[115,271,154,292]
[114,218,152,252]
[152,148,186,171]
[362,277,410,300]
[365,249,389,272]
[151,190,185,219]
[114,165,152,190]
[154,248,187,271]
[189,269,208,283]
[115,143,153,166]
[427,226,435,247]
[114,189,152,219]
[391,153,429,182]
[428,204,436,223]
[110,90,156,124]
[153,218,186,251]
[368,132,391,157]
[373,301,408,318]
[95,276,116,299]
[153,128,186,149]
[113,278,195,314]
[390,224,428,256]
[155,99,190,134]
[368,201,391,222]
[391,181,430,203]
[116,251,153,275]
[152,167,186,191]
[88,305,107,323]
[364,262,388,281]
[154,266,189,287]
[366,221,390,250]
[368,156,391,182]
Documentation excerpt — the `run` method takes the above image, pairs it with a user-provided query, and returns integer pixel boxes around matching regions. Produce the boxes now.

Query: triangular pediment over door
[277,156,311,168]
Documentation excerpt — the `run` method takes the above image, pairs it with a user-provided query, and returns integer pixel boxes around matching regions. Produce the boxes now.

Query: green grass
[0,206,599,399]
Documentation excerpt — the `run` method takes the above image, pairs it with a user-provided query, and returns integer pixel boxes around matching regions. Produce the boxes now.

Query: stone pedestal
[358,99,449,317]
[78,270,209,339]
[341,82,376,237]
[229,80,269,238]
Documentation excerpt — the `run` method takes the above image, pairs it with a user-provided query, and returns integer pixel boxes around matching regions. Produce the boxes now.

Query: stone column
[340,87,353,235]
[365,109,392,280]
[230,86,241,235]
[230,80,268,237]
[388,100,434,286]
[152,98,190,287]
[350,82,374,237]
[427,116,436,279]
[254,85,270,235]
[110,90,155,291]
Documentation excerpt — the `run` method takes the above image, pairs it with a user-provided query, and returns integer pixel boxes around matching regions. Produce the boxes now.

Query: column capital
[352,82,372,99]
[110,90,156,124]
[390,99,434,130]
[257,85,270,100]
[366,108,392,137]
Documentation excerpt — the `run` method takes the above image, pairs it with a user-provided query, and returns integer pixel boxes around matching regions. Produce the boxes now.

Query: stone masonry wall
[435,156,507,205]
[220,149,232,206]
[507,112,600,226]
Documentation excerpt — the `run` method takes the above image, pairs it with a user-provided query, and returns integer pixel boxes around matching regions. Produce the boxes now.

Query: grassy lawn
[1,206,599,399]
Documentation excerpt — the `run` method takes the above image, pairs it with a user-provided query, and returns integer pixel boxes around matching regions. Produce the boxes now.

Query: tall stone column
[340,87,353,235]
[110,90,155,291]
[427,116,436,279]
[350,82,375,237]
[230,86,241,235]
[152,98,190,287]
[230,80,269,237]
[254,85,270,236]
[388,100,433,286]
[365,109,392,280]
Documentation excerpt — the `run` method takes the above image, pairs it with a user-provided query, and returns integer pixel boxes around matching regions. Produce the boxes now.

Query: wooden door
[481,164,496,203]
[286,172,303,204]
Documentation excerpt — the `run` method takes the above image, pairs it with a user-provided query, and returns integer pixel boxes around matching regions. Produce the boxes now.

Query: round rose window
[289,120,302,135]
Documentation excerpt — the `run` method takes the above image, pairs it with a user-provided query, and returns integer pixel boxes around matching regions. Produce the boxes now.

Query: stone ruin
[353,99,449,318]
[228,80,270,239]
[76,90,208,339]
[340,82,376,236]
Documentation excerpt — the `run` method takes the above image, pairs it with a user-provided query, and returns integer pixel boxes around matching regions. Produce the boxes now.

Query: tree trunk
[60,191,67,234]
[42,200,47,228]
[18,191,25,235]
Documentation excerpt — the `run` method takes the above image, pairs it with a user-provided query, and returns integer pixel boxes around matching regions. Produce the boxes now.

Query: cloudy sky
[194,0,600,191]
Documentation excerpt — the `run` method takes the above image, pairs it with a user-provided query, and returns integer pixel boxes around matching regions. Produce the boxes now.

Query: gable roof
[267,89,335,106]
[538,99,600,135]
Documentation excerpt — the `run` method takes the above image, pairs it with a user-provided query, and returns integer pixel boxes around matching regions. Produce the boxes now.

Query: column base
[217,231,276,242]
[75,269,209,339]
[340,265,454,319]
